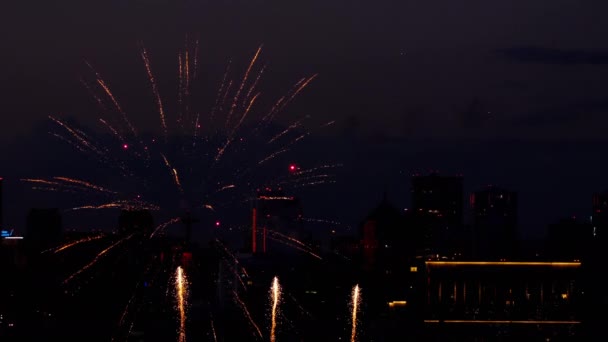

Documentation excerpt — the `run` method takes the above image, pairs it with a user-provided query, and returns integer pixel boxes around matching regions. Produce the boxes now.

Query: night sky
[1,1,608,239]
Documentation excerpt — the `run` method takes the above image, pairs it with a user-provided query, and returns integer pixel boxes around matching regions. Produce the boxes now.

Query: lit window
[410,266,418,272]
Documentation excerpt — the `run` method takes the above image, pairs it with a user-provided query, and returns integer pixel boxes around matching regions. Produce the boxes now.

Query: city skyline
[2,2,608,340]
[2,155,608,241]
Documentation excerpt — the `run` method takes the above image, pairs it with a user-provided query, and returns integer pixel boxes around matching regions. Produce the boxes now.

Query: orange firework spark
[149,217,181,238]
[175,266,189,342]
[53,177,117,194]
[266,234,322,260]
[233,290,263,339]
[160,153,184,193]
[140,44,167,138]
[42,234,104,254]
[64,234,134,284]
[84,61,138,138]
[225,45,262,127]
[350,284,361,342]
[70,200,159,212]
[269,276,281,342]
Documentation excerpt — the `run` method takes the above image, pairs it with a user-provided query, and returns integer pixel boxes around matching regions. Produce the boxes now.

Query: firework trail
[63,233,134,284]
[42,234,104,254]
[69,199,160,212]
[160,153,184,194]
[225,45,262,128]
[269,276,281,342]
[267,117,307,144]
[150,217,181,238]
[265,229,322,260]
[233,290,263,340]
[21,177,118,197]
[83,61,140,143]
[286,291,313,318]
[350,284,361,342]
[175,266,189,342]
[261,74,317,125]
[48,116,106,157]
[53,177,118,194]
[209,311,218,342]
[214,238,249,277]
[140,44,168,139]
[117,257,157,330]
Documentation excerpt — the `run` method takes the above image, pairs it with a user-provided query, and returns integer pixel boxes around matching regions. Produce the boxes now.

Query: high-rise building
[0,177,3,229]
[250,188,303,255]
[411,173,464,256]
[471,185,518,259]
[546,217,593,260]
[359,195,412,271]
[592,191,608,238]
[26,208,62,251]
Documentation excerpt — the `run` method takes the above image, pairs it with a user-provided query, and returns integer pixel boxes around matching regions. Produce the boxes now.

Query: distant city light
[289,164,297,172]
[215,221,221,227]
[122,144,128,149]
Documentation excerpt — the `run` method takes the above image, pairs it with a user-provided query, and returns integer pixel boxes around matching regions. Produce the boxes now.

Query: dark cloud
[457,98,493,129]
[497,46,608,65]
[509,99,608,127]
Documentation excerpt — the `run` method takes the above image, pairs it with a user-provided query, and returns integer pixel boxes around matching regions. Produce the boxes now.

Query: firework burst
[24,37,341,341]
[26,38,338,234]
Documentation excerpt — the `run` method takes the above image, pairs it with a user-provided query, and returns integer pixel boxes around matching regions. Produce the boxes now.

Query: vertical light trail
[270,276,281,342]
[350,284,361,342]
[225,45,262,127]
[175,266,189,342]
[140,45,168,139]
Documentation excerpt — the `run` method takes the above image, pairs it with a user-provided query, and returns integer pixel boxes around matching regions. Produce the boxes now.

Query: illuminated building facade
[411,173,464,255]
[423,261,581,323]
[471,186,518,259]
[250,189,303,255]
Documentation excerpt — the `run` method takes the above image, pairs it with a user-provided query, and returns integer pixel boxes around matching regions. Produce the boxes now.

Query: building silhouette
[0,177,3,229]
[359,194,412,271]
[250,188,303,255]
[118,209,154,234]
[591,191,608,239]
[411,172,464,256]
[471,185,518,259]
[546,217,593,261]
[25,208,62,252]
